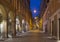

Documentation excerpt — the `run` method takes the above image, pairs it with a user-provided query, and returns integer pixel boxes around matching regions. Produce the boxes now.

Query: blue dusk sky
[30,0,42,18]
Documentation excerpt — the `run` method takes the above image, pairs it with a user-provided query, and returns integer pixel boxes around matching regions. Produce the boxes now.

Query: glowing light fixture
[34,10,36,13]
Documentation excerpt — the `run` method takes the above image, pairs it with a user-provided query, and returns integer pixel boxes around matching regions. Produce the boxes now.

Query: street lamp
[34,10,36,13]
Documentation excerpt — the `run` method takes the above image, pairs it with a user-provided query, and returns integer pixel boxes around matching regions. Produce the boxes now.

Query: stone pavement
[0,30,57,42]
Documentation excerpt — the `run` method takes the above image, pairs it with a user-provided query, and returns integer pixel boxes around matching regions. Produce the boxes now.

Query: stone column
[11,12,16,38]
[19,17,22,32]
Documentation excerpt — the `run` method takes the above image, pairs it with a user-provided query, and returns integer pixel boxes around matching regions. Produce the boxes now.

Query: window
[47,0,49,3]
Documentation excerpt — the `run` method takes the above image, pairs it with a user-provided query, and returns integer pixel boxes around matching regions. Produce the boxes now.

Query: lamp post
[33,9,37,29]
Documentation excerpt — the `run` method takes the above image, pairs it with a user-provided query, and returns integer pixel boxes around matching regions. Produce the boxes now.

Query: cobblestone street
[0,30,57,42]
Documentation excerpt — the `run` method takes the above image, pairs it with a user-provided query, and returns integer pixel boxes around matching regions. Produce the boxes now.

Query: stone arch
[8,11,14,20]
[8,11,16,37]
[0,4,7,20]
[0,4,7,38]
[8,11,14,37]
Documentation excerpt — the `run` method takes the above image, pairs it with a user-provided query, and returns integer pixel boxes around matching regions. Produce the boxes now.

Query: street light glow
[34,10,36,13]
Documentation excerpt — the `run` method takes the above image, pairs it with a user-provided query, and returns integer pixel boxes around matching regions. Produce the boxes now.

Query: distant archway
[0,4,7,38]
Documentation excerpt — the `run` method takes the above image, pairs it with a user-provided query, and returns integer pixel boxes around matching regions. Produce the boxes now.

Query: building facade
[0,0,32,38]
[42,0,60,40]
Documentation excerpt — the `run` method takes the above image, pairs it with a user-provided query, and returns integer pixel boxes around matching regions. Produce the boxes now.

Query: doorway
[45,24,47,33]
[52,21,55,36]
